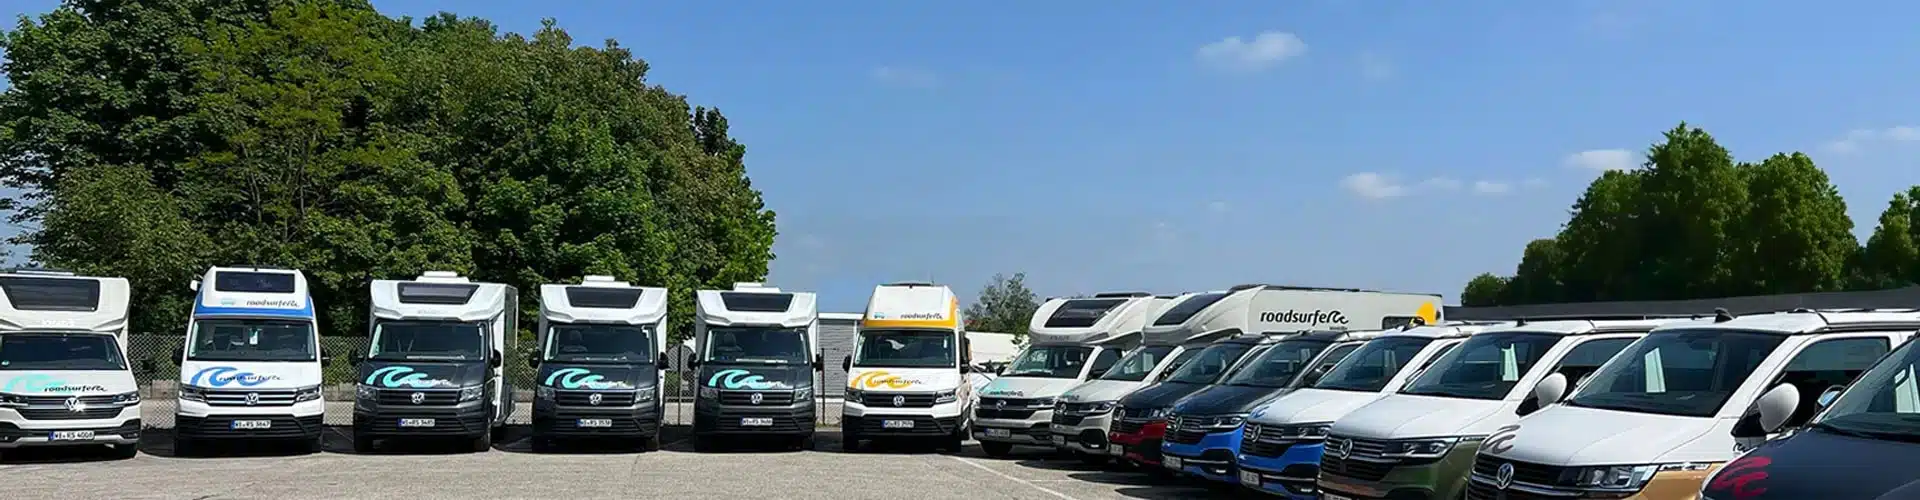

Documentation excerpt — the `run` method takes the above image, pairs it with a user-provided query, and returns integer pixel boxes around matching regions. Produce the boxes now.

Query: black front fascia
[352,360,493,438]
[693,362,817,436]
[1703,429,1920,500]
[531,362,662,438]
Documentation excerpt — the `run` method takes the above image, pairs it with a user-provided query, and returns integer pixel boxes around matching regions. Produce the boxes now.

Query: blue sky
[6,0,1920,312]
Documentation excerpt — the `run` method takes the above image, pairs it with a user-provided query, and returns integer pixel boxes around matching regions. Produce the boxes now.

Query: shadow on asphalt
[0,443,139,464]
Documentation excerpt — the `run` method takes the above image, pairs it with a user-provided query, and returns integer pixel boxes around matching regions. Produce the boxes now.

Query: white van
[690,282,821,451]
[1236,322,1505,496]
[841,281,973,452]
[0,270,141,459]
[974,292,1167,457]
[351,271,517,453]
[1474,310,1918,500]
[174,266,327,456]
[528,276,669,452]
[1053,292,1213,458]
[1319,317,1704,500]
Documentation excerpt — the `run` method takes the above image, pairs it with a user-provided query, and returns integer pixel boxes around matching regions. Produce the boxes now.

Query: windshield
[1101,345,1177,381]
[1164,342,1256,384]
[853,329,957,368]
[1225,340,1333,388]
[1813,340,1920,440]
[1566,329,1784,417]
[1003,345,1094,378]
[546,323,655,364]
[1400,332,1561,400]
[187,318,317,362]
[704,326,808,364]
[370,320,488,361]
[1314,336,1434,392]
[0,332,127,371]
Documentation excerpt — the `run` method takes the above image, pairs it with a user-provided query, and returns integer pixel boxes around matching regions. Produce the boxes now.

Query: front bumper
[974,414,1052,445]
[1162,428,1242,483]
[1108,419,1168,465]
[174,398,326,441]
[535,400,662,439]
[0,408,141,449]
[354,403,492,438]
[1317,440,1479,500]
[1238,440,1328,499]
[1050,410,1118,455]
[693,400,816,437]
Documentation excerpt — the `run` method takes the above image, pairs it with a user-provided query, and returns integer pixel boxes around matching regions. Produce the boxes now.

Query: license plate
[48,430,94,441]
[577,418,613,428]
[1323,494,1353,500]
[398,418,436,428]
[230,420,272,430]
[1163,456,1182,469]
[984,428,1011,438]
[740,417,773,427]
[1107,445,1124,456]
[1050,434,1065,446]
[1240,470,1261,487]
[882,419,915,429]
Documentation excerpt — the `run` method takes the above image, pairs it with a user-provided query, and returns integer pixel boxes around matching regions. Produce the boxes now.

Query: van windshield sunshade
[396,283,479,305]
[213,271,296,294]
[720,292,794,312]
[1044,299,1127,328]
[566,287,645,309]
[1152,292,1231,326]
[0,276,101,312]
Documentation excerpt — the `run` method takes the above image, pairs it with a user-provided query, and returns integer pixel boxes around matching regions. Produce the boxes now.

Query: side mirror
[842,355,851,372]
[348,351,365,365]
[189,280,200,291]
[1533,372,1570,406]
[172,346,184,363]
[658,352,671,368]
[138,359,157,372]
[489,350,503,368]
[320,351,334,365]
[527,351,542,368]
[1818,384,1846,408]
[1735,384,1801,438]
[813,351,825,372]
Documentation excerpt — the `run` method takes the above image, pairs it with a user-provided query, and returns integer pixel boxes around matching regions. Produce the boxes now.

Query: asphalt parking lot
[2,403,1251,500]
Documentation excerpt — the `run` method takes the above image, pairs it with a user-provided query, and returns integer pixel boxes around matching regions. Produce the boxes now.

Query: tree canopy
[1462,122,1914,306]
[0,0,777,342]
[965,272,1039,343]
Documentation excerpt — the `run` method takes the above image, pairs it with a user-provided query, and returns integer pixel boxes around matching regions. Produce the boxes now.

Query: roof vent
[885,280,935,287]
[733,282,781,292]
[6,268,76,277]
[417,271,469,283]
[1715,308,1736,323]
[577,275,632,288]
[1092,291,1152,298]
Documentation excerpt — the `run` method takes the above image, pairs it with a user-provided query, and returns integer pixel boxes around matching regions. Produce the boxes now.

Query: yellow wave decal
[849,371,917,390]
[1417,302,1439,325]
[862,298,961,329]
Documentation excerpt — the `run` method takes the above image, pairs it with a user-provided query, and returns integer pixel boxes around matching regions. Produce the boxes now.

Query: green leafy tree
[1555,169,1645,302]
[1730,153,1854,294]
[1851,191,1920,289]
[1635,123,1748,299]
[1499,238,1565,305]
[965,273,1039,343]
[1459,273,1508,307]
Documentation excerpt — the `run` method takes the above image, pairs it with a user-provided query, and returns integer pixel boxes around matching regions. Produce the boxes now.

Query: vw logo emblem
[63,396,81,412]
[892,395,905,407]
[410,392,425,404]
[750,392,764,405]
[1334,439,1352,459]
[1495,462,1516,490]
[588,393,603,406]
[244,392,259,406]
[995,399,1006,410]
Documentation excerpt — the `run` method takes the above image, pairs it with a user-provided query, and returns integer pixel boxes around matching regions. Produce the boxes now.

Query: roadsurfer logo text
[849,371,924,389]
[244,299,300,308]
[190,366,283,387]
[897,312,945,320]
[1259,309,1348,326]
[3,374,106,393]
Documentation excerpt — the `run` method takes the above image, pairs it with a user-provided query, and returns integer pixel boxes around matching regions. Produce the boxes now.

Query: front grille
[704,410,811,433]
[862,392,938,408]
[1166,427,1207,444]
[1240,437,1293,458]
[1051,413,1086,426]
[1239,424,1300,458]
[357,409,488,436]
[204,388,301,407]
[1120,407,1160,419]
[17,406,127,420]
[1472,455,1565,486]
[177,415,323,439]
[0,419,140,442]
[555,390,637,407]
[19,395,117,405]
[1112,419,1145,434]
[1465,480,1563,500]
[1163,414,1219,445]
[1320,453,1394,482]
[854,415,957,436]
[374,389,461,406]
[1325,435,1390,459]
[719,390,794,406]
[976,408,1038,420]
[539,412,655,436]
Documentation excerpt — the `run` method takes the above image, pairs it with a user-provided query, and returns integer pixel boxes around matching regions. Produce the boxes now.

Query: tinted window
[369,320,487,361]
[853,330,956,368]
[1044,299,1127,328]
[396,282,478,305]
[1100,345,1176,381]
[1401,332,1561,400]
[1087,348,1123,377]
[0,276,100,312]
[1314,336,1434,392]
[213,271,296,293]
[1225,340,1332,388]
[1382,316,1419,329]
[547,323,655,363]
[188,318,317,362]
[1164,343,1256,384]
[704,327,808,364]
[719,292,792,312]
[1566,329,1785,417]
[568,287,645,309]
[1816,338,1920,438]
[1774,337,1890,427]
[0,333,126,371]
[1151,293,1230,326]
[1554,338,1636,386]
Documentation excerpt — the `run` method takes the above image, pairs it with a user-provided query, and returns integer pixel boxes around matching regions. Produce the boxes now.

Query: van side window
[1554,338,1635,388]
[1316,344,1362,372]
[1773,337,1890,428]
[1087,348,1122,378]
[1418,342,1460,370]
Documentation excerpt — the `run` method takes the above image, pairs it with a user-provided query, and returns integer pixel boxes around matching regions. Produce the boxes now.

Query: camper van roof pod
[1026,295,1167,346]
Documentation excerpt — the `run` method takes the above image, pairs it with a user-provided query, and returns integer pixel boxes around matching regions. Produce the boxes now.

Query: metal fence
[126,335,842,429]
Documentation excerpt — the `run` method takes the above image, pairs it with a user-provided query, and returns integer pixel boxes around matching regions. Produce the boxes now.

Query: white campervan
[1235,322,1505,497]
[1474,310,1918,500]
[1052,293,1206,458]
[174,266,327,456]
[974,292,1167,457]
[351,271,516,453]
[528,276,668,452]
[841,281,972,452]
[1319,317,1705,500]
[690,282,821,451]
[0,270,140,459]
[1111,284,1445,468]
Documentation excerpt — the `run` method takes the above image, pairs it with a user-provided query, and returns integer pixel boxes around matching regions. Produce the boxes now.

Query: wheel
[943,420,968,453]
[639,433,661,452]
[172,431,197,458]
[796,434,815,451]
[840,429,861,452]
[471,428,494,452]
[352,425,375,454]
[111,443,139,459]
[980,441,1014,457]
[307,435,324,454]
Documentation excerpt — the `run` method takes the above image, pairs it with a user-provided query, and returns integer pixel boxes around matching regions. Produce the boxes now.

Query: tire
[796,434,815,451]
[352,425,375,454]
[111,443,139,460]
[980,441,1014,457]
[172,431,197,458]
[840,429,861,453]
[471,429,493,453]
[639,433,661,452]
[307,435,325,454]
[943,420,968,453]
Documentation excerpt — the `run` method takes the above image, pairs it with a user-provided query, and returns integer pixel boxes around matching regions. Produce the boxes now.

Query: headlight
[0,394,27,408]
[1033,397,1057,407]
[844,388,863,404]
[1568,464,1659,490]
[793,387,813,401]
[635,388,657,402]
[1146,407,1172,419]
[935,389,958,404]
[1382,437,1458,458]
[1199,414,1248,430]
[293,386,321,403]
[698,387,719,400]
[112,391,141,405]
[459,385,484,402]
[354,384,377,400]
[1089,401,1116,414]
[180,386,207,403]
[536,386,555,401]
[1253,422,1331,441]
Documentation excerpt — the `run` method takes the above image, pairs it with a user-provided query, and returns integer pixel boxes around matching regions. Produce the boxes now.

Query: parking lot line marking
[946,456,1077,500]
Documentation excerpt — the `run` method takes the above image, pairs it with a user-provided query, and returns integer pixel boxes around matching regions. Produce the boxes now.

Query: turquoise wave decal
[543,368,628,390]
[365,366,452,389]
[707,369,779,390]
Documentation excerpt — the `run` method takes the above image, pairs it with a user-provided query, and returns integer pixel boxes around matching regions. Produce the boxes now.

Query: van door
[1755,333,1894,432]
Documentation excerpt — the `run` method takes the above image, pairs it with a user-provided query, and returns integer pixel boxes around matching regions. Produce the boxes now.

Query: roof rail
[1513,313,1707,326]
[5,267,77,277]
[884,280,936,287]
[1228,283,1370,293]
[1092,291,1152,298]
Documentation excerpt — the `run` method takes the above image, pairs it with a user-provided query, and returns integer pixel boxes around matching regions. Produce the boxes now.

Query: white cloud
[1564,149,1637,172]
[1342,173,1540,201]
[1473,180,1512,195]
[1358,52,1395,81]
[1197,31,1308,73]
[1341,173,1409,200]
[1826,125,1920,154]
[869,66,938,88]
